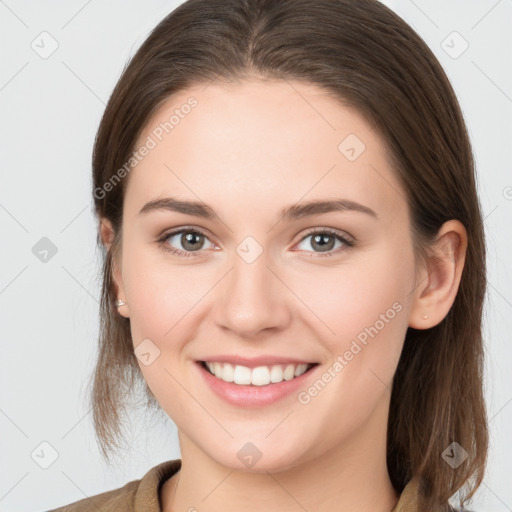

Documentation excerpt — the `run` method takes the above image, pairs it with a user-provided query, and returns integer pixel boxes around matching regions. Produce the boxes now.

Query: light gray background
[0,1,510,511]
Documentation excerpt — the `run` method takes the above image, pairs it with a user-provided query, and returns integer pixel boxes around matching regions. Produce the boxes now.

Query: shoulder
[46,479,139,512]
[45,459,182,512]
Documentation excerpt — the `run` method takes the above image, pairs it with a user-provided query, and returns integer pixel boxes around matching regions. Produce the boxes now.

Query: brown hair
[89,0,488,510]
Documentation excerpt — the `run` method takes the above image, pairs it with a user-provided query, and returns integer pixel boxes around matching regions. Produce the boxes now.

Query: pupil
[182,232,202,251]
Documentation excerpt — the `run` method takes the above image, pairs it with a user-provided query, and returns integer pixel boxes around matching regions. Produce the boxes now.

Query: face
[111,78,420,472]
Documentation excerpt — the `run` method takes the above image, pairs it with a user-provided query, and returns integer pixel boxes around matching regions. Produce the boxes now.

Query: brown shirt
[47,458,421,511]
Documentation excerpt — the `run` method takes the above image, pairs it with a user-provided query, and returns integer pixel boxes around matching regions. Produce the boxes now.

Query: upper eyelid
[159,226,217,245]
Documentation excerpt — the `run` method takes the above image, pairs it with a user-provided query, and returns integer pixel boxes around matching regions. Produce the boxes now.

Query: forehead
[124,78,407,224]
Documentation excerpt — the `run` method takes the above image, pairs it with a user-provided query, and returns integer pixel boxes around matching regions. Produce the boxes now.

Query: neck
[161,399,399,512]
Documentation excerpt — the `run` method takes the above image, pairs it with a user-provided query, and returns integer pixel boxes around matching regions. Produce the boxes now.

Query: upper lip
[198,355,318,369]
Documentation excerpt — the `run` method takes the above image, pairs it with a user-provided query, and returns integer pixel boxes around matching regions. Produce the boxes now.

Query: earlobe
[112,265,130,319]
[408,220,467,329]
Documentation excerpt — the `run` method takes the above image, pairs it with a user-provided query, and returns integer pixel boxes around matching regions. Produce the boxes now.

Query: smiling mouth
[199,360,319,386]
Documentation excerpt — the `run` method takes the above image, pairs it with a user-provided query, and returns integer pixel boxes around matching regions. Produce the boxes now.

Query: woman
[50,0,488,510]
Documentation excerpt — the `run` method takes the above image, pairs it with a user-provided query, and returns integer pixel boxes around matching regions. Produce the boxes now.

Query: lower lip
[195,361,319,408]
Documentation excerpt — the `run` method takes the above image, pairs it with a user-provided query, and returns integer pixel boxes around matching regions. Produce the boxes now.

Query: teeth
[204,361,311,386]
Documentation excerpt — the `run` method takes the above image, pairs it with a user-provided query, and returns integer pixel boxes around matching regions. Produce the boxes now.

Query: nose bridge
[213,241,290,336]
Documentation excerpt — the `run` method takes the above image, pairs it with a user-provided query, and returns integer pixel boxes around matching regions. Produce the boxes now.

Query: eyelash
[156,227,355,259]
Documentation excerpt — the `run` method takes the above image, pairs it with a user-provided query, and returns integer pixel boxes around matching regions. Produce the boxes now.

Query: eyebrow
[138,196,378,221]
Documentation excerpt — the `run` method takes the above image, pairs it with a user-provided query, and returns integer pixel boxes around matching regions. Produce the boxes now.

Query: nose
[212,249,292,338]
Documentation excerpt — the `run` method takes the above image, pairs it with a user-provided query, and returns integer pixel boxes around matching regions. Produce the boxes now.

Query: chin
[206,442,311,474]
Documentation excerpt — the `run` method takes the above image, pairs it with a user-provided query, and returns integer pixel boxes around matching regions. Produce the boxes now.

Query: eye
[157,227,355,259]
[294,228,354,258]
[157,228,215,258]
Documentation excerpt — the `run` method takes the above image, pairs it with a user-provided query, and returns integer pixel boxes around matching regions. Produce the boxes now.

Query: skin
[100,78,467,512]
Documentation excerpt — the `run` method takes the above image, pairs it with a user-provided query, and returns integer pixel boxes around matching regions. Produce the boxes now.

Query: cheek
[296,246,414,402]
[121,241,202,338]
[123,229,415,351]
[295,247,413,342]
[290,250,413,435]
[120,244,203,415]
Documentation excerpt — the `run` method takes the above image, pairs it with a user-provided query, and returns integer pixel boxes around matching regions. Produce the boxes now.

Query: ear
[100,218,130,318]
[408,220,467,329]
